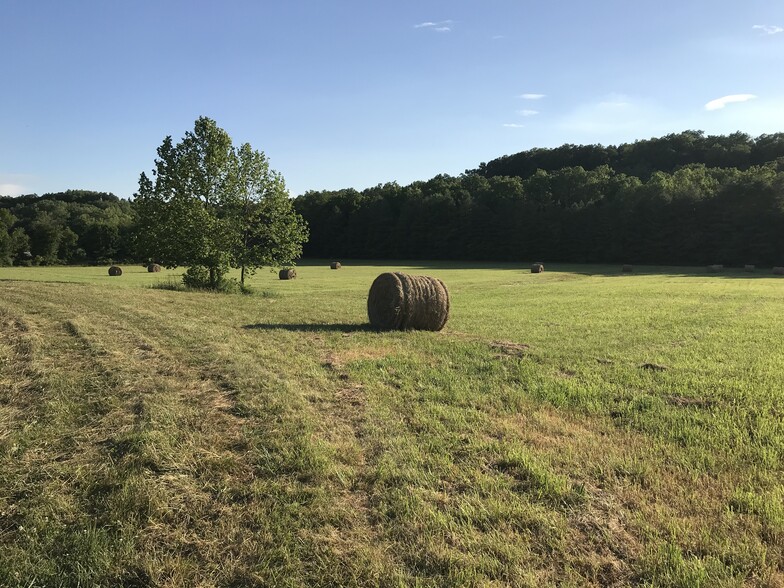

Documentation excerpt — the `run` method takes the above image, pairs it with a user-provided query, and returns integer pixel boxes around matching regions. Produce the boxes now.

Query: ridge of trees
[467,130,784,180]
[0,190,135,265]
[295,130,784,265]
[3,130,784,267]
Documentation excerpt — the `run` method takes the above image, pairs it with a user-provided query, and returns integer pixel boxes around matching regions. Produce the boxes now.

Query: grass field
[1,261,782,587]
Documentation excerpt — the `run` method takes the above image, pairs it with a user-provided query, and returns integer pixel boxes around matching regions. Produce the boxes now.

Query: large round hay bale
[367,272,450,331]
[531,263,544,273]
[330,262,342,270]
[622,264,633,273]
[279,268,297,280]
[147,263,162,273]
[707,264,723,273]
[744,264,755,272]
[108,265,123,276]
[773,267,784,275]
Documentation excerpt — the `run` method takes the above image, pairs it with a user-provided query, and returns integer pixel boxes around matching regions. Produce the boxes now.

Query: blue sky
[2,0,783,198]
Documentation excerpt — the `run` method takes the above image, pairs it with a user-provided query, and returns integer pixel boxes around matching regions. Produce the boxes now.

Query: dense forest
[0,190,136,265]
[296,131,784,265]
[2,131,784,267]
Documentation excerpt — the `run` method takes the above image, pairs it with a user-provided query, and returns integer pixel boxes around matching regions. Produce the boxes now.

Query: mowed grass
[0,261,782,587]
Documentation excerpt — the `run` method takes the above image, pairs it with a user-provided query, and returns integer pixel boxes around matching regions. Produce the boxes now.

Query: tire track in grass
[0,299,143,586]
[3,283,409,584]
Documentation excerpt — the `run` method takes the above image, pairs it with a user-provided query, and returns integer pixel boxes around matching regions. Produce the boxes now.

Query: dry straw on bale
[367,272,450,331]
[744,265,755,272]
[279,268,297,280]
[622,264,633,273]
[774,267,784,275]
[108,266,123,276]
[707,264,723,273]
[531,263,544,273]
[330,262,342,269]
[147,263,162,273]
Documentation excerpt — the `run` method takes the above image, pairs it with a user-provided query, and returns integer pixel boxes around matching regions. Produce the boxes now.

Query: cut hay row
[367,272,450,331]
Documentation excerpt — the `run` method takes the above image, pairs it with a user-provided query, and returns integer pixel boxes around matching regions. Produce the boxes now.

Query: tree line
[469,130,784,181]
[3,130,784,268]
[294,161,784,265]
[0,190,136,266]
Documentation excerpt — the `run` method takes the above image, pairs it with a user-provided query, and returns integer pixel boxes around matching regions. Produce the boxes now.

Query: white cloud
[517,109,539,116]
[503,123,525,128]
[753,24,783,35]
[0,183,26,196]
[492,35,505,40]
[704,94,757,111]
[555,94,672,138]
[519,93,546,100]
[414,20,453,30]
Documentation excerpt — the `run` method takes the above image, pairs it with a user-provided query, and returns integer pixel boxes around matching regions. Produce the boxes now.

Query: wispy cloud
[519,93,546,100]
[0,183,26,196]
[555,94,672,138]
[753,24,783,35]
[492,35,505,40]
[517,109,539,116]
[414,20,453,32]
[503,123,525,128]
[705,94,757,111]
[0,174,33,196]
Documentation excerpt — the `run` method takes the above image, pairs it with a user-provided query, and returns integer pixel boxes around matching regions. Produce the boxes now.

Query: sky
[2,0,784,199]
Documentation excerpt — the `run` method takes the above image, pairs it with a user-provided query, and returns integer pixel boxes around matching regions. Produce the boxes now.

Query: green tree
[134,117,307,289]
[232,142,308,286]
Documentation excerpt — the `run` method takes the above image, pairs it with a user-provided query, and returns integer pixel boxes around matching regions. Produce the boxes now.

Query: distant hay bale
[531,263,544,273]
[147,263,162,273]
[279,268,297,280]
[622,264,633,273]
[744,265,755,272]
[367,272,450,331]
[707,264,723,273]
[773,267,784,275]
[108,266,123,276]
[330,262,342,270]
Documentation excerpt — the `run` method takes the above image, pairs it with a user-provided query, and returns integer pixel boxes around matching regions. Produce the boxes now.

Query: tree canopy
[134,117,308,289]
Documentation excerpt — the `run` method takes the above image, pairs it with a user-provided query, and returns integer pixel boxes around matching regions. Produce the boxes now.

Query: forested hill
[295,130,784,266]
[468,131,784,180]
[0,190,136,265]
[3,132,784,268]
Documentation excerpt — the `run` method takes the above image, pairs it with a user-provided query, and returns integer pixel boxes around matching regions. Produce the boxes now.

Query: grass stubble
[0,262,782,587]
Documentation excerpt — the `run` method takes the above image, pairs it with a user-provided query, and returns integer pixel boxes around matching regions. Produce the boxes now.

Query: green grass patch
[1,261,782,586]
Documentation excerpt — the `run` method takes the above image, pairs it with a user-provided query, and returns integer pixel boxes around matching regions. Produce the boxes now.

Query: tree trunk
[209,266,216,289]
[240,265,246,287]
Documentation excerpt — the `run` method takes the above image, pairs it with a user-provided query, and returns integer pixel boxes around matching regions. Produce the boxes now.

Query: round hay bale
[108,265,123,276]
[622,264,633,273]
[707,264,723,273]
[531,263,544,273]
[279,268,297,280]
[773,267,784,275]
[147,263,162,273]
[367,272,450,331]
[330,262,342,270]
[744,264,755,272]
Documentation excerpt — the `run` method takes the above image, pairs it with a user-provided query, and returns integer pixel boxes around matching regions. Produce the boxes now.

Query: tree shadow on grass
[242,322,374,333]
